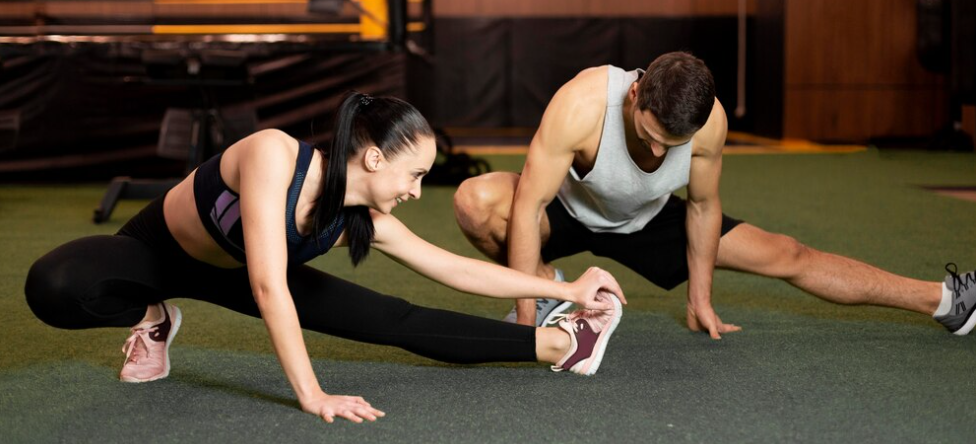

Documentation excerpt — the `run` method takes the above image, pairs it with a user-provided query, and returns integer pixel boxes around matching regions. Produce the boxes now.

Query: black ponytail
[313,91,433,266]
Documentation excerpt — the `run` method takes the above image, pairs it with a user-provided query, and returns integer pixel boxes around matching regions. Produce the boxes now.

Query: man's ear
[628,82,639,103]
[362,146,385,172]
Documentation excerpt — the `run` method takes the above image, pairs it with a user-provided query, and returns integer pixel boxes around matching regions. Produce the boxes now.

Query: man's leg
[455,173,578,326]
[454,172,556,278]
[715,223,942,315]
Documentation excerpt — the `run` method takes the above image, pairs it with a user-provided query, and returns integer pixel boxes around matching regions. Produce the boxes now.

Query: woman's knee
[25,248,85,328]
[24,235,157,329]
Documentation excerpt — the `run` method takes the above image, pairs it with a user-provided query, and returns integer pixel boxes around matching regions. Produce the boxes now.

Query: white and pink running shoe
[120,302,182,383]
[551,291,622,376]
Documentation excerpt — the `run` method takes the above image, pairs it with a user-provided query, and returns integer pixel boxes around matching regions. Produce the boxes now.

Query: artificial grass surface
[1,149,975,442]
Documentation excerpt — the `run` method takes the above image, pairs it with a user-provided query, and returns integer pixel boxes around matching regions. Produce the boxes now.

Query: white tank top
[555,65,692,234]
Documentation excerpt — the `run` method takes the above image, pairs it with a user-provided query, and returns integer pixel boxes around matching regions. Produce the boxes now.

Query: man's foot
[120,302,182,383]
[550,291,622,376]
[502,269,572,326]
[935,263,976,335]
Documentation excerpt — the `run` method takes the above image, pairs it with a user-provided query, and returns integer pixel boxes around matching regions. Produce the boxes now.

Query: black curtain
[409,16,760,132]
[0,45,406,174]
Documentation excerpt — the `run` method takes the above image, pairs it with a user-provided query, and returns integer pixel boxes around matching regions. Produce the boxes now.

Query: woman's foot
[120,302,182,383]
[550,291,622,376]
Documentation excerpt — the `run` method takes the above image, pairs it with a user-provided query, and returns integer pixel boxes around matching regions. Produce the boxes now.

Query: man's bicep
[688,102,727,204]
[515,138,575,210]
[516,89,592,209]
[687,150,722,205]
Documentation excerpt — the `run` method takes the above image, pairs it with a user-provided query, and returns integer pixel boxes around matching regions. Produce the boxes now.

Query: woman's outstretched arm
[237,130,384,423]
[370,211,626,309]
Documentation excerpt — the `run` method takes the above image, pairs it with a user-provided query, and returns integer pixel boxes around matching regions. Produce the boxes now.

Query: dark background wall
[407,0,769,135]
[0,0,965,175]
[415,0,954,143]
[406,17,762,133]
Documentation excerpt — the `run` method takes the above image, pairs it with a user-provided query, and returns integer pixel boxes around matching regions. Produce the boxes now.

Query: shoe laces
[945,263,976,297]
[122,326,159,364]
[551,308,608,334]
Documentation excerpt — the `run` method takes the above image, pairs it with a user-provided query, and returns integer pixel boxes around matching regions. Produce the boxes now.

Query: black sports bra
[192,140,345,264]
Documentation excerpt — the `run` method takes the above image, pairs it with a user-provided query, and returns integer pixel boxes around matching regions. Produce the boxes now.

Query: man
[453,51,975,338]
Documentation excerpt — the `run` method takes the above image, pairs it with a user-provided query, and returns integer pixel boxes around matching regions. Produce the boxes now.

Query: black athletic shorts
[541,195,743,290]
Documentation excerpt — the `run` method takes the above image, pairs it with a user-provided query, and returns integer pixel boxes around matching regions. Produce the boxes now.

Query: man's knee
[778,234,809,263]
[765,233,810,277]
[453,173,516,234]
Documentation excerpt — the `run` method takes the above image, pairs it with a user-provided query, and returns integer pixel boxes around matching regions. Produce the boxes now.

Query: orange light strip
[155,0,425,4]
[154,0,307,4]
[152,22,424,34]
[153,23,359,34]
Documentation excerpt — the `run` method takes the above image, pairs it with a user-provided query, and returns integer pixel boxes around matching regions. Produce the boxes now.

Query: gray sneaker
[934,263,976,335]
[502,269,573,327]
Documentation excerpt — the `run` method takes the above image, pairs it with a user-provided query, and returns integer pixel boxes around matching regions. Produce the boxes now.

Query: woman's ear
[362,146,385,172]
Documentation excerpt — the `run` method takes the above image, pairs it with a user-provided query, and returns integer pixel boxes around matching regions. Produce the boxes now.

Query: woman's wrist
[295,381,326,403]
[558,281,576,304]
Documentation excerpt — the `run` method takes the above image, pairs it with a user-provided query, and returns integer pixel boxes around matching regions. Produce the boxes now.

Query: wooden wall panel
[784,89,947,142]
[785,0,939,86]
[0,4,35,20]
[32,2,152,20]
[692,0,757,16]
[783,0,947,142]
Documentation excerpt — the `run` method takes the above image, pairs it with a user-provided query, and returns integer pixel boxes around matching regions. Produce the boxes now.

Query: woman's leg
[25,235,170,329]
[284,265,540,364]
[179,263,577,366]
[25,234,182,382]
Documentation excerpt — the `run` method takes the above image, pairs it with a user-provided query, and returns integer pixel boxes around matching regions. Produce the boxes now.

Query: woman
[25,92,625,424]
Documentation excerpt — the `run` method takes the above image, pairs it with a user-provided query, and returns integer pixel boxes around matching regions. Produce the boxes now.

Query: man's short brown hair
[636,52,716,137]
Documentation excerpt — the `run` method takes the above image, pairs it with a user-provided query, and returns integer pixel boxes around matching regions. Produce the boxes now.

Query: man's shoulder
[691,98,728,157]
[560,65,608,101]
[546,66,609,127]
[532,66,612,157]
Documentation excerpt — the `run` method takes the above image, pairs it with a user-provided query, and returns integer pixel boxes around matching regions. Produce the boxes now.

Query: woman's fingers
[583,267,627,305]
[320,399,385,424]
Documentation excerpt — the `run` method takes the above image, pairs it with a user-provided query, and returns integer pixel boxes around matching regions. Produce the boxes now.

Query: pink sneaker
[551,291,622,376]
[120,302,182,383]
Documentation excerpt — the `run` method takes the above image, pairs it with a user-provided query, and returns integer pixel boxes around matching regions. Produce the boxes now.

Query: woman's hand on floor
[300,389,386,423]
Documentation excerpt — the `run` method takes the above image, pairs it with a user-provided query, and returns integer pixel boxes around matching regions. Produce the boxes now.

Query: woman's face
[367,135,437,214]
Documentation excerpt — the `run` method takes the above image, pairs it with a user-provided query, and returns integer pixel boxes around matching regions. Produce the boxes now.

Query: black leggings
[24,197,536,364]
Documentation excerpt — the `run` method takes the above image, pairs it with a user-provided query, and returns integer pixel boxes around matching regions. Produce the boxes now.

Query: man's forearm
[507,200,546,324]
[686,200,722,305]
[507,199,545,275]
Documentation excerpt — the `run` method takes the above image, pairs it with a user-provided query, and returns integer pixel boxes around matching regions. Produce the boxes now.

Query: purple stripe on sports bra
[218,201,240,236]
[214,190,237,218]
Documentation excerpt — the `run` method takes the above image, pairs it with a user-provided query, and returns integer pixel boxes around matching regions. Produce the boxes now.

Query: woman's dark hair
[313,91,434,266]
[636,51,716,137]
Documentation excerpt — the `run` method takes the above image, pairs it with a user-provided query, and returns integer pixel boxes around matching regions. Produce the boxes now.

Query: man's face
[632,106,692,158]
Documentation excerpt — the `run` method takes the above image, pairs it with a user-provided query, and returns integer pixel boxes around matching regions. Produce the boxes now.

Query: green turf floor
[1,150,975,443]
